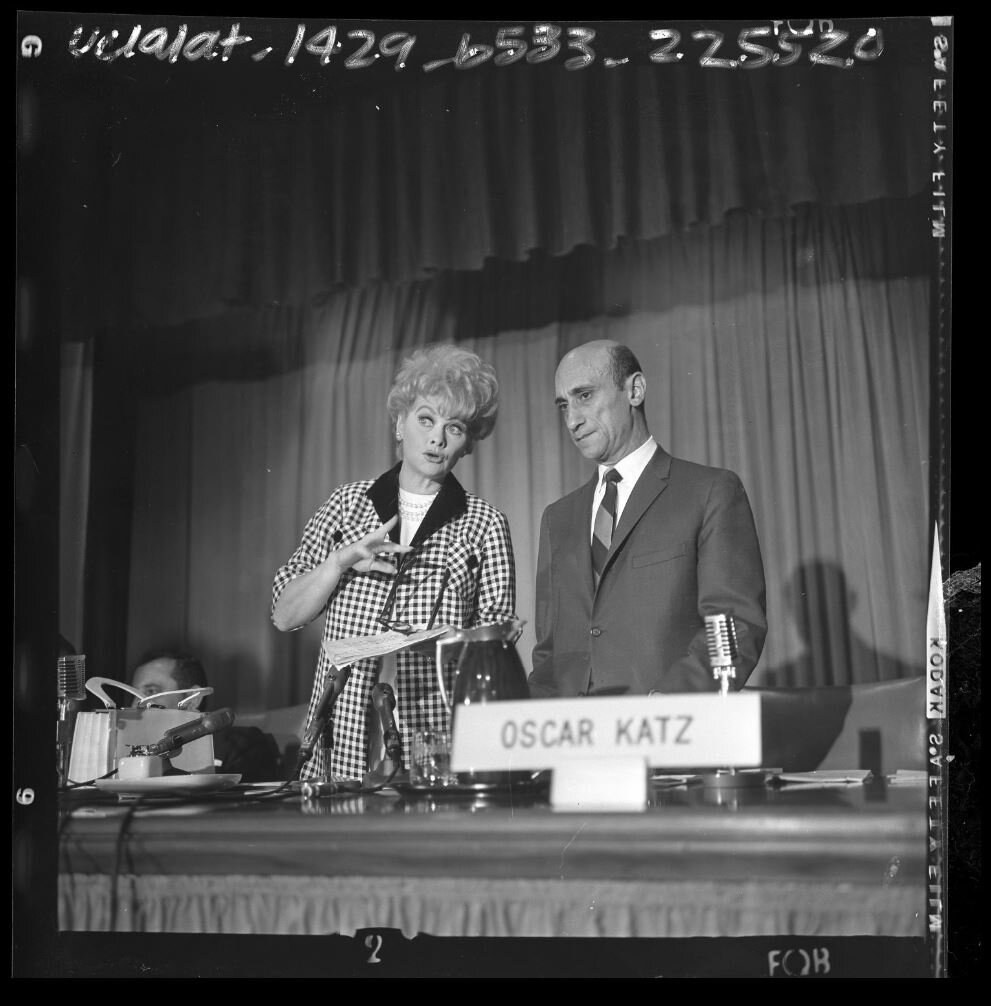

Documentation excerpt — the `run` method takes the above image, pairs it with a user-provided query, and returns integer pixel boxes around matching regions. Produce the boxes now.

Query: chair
[235,704,308,779]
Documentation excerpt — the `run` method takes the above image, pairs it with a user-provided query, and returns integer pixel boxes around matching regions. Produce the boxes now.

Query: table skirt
[59,873,924,938]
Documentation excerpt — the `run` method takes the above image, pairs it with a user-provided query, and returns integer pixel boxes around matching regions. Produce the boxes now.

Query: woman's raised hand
[343,515,412,574]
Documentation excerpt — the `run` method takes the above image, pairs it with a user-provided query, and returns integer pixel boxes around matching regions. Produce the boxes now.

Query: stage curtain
[59,341,93,652]
[59,872,923,937]
[51,25,934,700]
[112,195,930,710]
[54,50,929,340]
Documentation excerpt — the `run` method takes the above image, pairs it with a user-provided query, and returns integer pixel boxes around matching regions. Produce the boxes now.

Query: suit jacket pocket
[444,538,482,600]
[631,542,688,568]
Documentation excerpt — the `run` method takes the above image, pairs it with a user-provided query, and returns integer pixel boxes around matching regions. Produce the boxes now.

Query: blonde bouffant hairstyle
[386,344,499,454]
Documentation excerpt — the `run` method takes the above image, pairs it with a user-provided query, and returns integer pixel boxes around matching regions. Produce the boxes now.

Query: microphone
[701,614,766,788]
[57,654,87,788]
[704,613,738,694]
[58,655,87,703]
[142,708,236,756]
[296,665,352,768]
[371,682,403,764]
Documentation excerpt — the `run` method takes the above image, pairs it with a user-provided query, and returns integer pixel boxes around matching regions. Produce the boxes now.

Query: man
[131,651,209,707]
[529,340,767,697]
[130,650,284,781]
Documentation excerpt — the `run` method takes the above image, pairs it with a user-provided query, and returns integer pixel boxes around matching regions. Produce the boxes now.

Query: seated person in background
[131,650,209,706]
[130,650,284,783]
[530,341,767,697]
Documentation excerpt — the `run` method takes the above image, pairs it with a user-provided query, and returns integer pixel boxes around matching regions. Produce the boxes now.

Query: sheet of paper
[775,769,872,785]
[886,769,927,785]
[322,626,450,668]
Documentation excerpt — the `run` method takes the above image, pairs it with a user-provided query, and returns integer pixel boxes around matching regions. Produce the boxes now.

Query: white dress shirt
[589,437,658,544]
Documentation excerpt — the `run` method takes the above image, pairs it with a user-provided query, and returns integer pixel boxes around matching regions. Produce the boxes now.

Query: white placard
[550,757,649,811]
[450,693,762,771]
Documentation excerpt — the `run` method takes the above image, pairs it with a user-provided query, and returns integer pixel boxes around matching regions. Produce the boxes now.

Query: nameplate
[449,693,762,772]
[550,757,649,812]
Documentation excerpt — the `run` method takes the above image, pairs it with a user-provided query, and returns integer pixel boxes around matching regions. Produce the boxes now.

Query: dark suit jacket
[529,446,767,696]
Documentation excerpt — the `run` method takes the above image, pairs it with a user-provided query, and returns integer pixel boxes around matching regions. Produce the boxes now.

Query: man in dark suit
[529,340,767,697]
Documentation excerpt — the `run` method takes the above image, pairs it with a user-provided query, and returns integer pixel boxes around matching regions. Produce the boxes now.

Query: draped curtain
[51,18,934,709]
[121,197,929,710]
[59,341,93,652]
[55,38,929,336]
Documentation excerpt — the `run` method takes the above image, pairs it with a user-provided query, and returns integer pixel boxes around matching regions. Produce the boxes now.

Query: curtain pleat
[59,341,94,652]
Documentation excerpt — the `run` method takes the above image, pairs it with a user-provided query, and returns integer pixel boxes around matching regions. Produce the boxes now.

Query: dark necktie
[591,468,622,580]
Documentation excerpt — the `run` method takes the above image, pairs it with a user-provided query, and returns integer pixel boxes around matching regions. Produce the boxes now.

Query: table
[59,777,926,953]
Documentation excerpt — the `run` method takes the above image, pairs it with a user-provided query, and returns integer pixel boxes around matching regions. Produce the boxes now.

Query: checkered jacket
[272,464,517,781]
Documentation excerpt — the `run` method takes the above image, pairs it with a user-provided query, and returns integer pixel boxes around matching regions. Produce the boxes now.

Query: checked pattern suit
[273,463,516,781]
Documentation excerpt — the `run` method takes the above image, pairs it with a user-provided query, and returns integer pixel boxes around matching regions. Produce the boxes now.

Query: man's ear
[627,372,646,407]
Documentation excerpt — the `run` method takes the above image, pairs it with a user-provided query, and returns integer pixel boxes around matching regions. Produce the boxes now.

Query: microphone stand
[714,665,736,696]
[360,682,405,790]
[57,698,74,789]
[701,615,767,796]
[292,664,352,784]
[57,655,86,789]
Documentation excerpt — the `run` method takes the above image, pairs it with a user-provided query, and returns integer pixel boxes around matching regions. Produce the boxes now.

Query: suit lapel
[366,463,402,541]
[410,473,468,547]
[601,448,672,576]
[573,475,598,597]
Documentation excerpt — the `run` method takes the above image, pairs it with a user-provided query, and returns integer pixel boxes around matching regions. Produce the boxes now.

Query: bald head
[556,341,642,391]
[554,341,649,465]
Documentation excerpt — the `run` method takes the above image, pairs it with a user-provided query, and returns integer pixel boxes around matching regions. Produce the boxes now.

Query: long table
[58,775,927,973]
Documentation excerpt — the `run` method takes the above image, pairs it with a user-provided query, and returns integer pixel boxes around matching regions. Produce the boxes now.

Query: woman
[271,344,517,782]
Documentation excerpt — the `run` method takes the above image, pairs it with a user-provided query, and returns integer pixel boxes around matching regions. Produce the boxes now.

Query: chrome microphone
[704,614,738,694]
[58,654,87,704]
[57,654,86,788]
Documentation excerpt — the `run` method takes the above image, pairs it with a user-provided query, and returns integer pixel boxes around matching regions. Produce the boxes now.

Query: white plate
[94,773,242,797]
